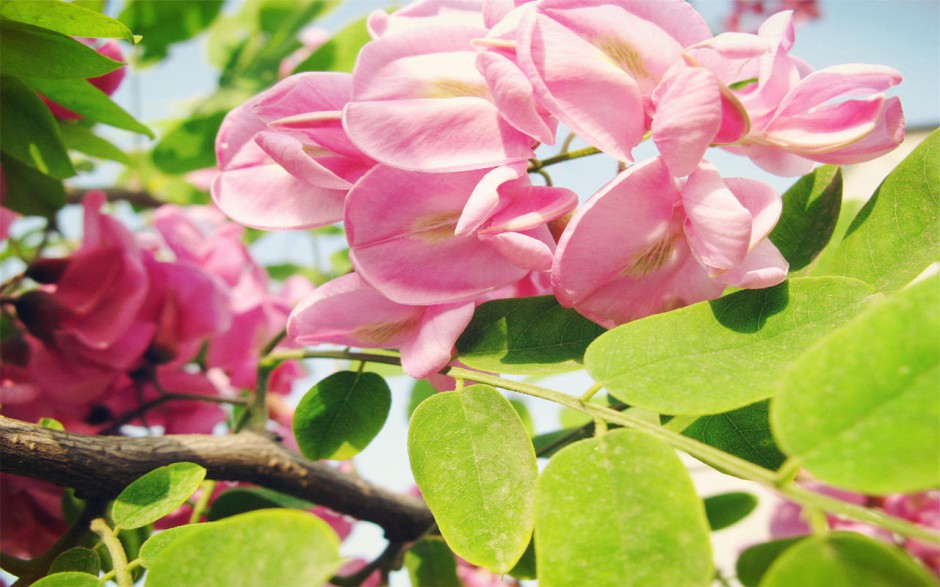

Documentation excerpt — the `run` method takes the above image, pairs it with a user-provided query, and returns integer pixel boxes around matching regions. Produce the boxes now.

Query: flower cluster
[0,194,314,557]
[770,483,940,576]
[212,0,902,375]
[1,193,308,437]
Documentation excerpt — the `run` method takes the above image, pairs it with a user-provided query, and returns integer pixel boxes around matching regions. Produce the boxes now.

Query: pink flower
[343,22,542,172]
[213,72,374,230]
[288,273,476,379]
[42,39,126,120]
[552,157,787,328]
[884,492,940,575]
[0,474,67,559]
[510,0,713,163]
[346,164,576,305]
[367,0,487,38]
[676,11,903,176]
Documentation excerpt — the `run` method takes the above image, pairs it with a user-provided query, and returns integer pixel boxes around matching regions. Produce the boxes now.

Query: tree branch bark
[0,416,432,542]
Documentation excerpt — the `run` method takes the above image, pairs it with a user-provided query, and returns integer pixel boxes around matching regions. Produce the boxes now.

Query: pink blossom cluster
[0,194,313,558]
[724,0,820,33]
[770,483,940,576]
[1,192,309,436]
[212,0,903,374]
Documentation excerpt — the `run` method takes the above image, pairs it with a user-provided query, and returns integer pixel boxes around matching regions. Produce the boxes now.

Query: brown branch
[0,416,433,542]
[66,188,165,209]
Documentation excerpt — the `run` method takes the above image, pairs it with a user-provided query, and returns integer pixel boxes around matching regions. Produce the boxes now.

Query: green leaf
[703,492,758,531]
[770,165,842,273]
[39,417,65,431]
[760,532,936,587]
[48,547,100,575]
[508,538,537,580]
[58,122,131,165]
[404,538,462,587]
[0,0,135,43]
[0,154,65,217]
[585,277,876,415]
[510,399,535,437]
[118,0,224,63]
[26,77,153,138]
[293,371,391,460]
[151,111,227,174]
[293,15,371,74]
[536,429,713,586]
[0,20,123,79]
[145,509,342,587]
[206,487,314,521]
[455,295,606,375]
[138,524,204,568]
[817,129,940,292]
[683,401,787,470]
[409,385,538,573]
[772,274,940,494]
[736,538,803,587]
[407,379,437,420]
[0,76,75,178]
[31,572,100,587]
[110,463,207,530]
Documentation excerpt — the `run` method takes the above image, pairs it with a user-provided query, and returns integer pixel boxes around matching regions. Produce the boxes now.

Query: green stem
[662,415,697,434]
[189,480,217,524]
[272,349,939,545]
[444,366,940,544]
[579,382,604,403]
[90,519,132,587]
[528,146,602,171]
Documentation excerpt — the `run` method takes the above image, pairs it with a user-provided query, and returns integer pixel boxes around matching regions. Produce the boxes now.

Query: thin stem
[443,366,940,544]
[579,382,603,403]
[560,132,577,154]
[329,541,408,587]
[528,146,602,172]
[91,519,132,587]
[188,480,217,524]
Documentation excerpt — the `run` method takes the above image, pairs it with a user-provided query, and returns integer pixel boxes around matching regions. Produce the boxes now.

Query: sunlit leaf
[683,401,787,470]
[0,0,135,43]
[293,371,391,461]
[404,539,461,587]
[816,129,940,292]
[26,77,153,138]
[0,20,123,79]
[703,492,757,531]
[585,277,876,415]
[770,165,842,273]
[58,122,132,165]
[536,429,713,586]
[111,463,207,530]
[456,295,606,375]
[118,0,224,63]
[138,524,204,568]
[145,509,342,587]
[0,76,75,178]
[772,275,940,494]
[409,385,537,573]
[407,379,437,420]
[760,532,936,587]
[293,15,370,74]
[151,111,227,174]
[31,573,99,587]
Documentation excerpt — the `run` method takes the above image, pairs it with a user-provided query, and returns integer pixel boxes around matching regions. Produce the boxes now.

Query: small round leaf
[111,462,206,530]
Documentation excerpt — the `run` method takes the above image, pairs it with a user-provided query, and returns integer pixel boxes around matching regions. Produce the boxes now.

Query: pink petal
[764,95,887,153]
[476,51,557,145]
[480,185,578,233]
[254,131,353,190]
[652,63,723,177]
[482,230,554,271]
[723,143,816,177]
[456,165,524,236]
[288,273,422,349]
[715,239,788,288]
[776,64,902,118]
[805,97,905,165]
[212,162,346,230]
[400,301,476,379]
[724,177,781,247]
[682,162,752,272]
